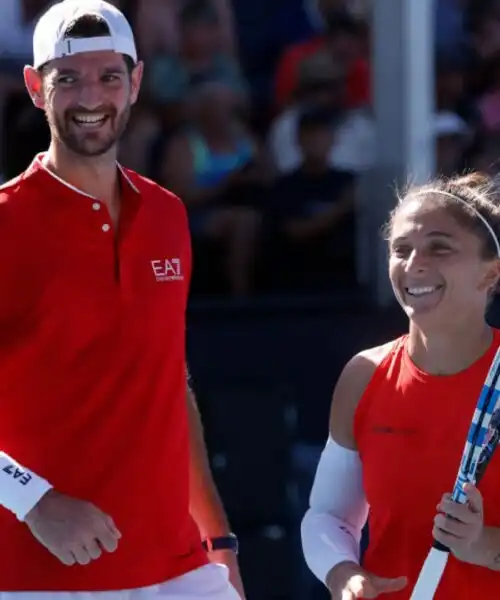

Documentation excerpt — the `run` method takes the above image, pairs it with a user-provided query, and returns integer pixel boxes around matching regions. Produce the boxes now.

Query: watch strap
[202,533,238,554]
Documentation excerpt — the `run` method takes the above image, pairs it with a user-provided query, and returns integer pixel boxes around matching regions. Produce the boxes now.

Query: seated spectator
[269,106,356,291]
[148,0,246,108]
[0,0,49,62]
[135,0,237,58]
[226,0,346,123]
[0,0,52,175]
[268,51,375,175]
[475,52,500,131]
[436,53,470,113]
[118,98,162,176]
[466,132,500,179]
[160,78,271,297]
[435,0,468,59]
[434,110,470,176]
[273,9,370,111]
[471,1,500,63]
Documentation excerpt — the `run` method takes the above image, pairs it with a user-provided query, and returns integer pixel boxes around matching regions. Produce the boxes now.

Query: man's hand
[433,483,484,561]
[24,489,121,566]
[327,561,407,599]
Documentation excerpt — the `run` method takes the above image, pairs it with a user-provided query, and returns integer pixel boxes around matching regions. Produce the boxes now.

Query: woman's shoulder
[329,338,404,448]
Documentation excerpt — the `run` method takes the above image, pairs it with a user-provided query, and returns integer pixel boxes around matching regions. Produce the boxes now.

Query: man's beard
[47,103,131,157]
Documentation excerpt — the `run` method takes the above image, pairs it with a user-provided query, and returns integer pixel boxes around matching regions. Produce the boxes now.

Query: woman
[301,172,500,598]
[162,77,271,296]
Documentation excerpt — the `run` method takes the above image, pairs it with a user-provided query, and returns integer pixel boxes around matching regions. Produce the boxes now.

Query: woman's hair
[384,172,500,259]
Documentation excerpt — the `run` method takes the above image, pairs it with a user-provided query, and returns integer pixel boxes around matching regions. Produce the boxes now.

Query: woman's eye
[430,244,452,254]
[392,245,411,257]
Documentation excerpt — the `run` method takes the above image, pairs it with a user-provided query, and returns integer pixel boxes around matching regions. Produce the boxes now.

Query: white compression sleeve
[301,436,369,584]
[0,452,52,521]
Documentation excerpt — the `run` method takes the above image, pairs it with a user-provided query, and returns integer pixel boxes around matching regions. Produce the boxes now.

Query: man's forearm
[186,378,246,600]
[462,527,500,571]
[186,383,231,538]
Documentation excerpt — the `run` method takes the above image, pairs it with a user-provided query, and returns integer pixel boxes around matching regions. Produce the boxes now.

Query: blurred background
[3,0,500,598]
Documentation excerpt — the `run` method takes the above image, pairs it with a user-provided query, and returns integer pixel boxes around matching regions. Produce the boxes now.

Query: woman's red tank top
[353,330,500,599]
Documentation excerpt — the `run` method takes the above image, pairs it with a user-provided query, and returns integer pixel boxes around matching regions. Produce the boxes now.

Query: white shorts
[0,564,239,600]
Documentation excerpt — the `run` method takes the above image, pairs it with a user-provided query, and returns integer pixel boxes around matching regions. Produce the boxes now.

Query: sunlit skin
[389,197,500,374]
[22,50,143,211]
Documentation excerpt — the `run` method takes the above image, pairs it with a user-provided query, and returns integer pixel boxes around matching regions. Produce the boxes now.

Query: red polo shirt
[0,154,208,590]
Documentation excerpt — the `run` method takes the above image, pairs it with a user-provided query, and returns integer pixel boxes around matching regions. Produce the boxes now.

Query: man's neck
[43,143,120,213]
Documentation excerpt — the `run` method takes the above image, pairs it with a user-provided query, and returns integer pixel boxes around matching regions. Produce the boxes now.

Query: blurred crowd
[3,0,500,298]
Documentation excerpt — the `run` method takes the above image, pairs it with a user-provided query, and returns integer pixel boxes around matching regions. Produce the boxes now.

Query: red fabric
[0,154,207,590]
[354,331,500,598]
[274,36,370,109]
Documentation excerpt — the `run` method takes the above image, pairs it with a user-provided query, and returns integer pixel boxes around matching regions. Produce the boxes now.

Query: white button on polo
[92,202,100,211]
[102,224,111,232]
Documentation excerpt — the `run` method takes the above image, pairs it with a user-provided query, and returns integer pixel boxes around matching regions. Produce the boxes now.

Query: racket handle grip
[432,540,450,553]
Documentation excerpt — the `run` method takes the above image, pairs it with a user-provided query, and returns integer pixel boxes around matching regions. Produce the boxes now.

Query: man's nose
[78,83,104,110]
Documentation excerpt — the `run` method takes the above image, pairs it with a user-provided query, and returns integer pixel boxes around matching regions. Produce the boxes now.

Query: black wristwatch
[202,533,239,554]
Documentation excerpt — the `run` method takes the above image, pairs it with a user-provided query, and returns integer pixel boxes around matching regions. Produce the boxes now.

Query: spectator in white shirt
[268,50,375,175]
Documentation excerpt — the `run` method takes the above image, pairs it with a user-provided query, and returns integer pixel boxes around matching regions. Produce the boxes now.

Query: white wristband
[0,452,53,521]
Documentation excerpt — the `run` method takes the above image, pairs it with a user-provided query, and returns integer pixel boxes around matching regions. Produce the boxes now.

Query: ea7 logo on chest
[151,258,184,282]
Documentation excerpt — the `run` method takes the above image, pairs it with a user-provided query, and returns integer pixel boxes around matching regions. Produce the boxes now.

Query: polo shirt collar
[24,152,140,199]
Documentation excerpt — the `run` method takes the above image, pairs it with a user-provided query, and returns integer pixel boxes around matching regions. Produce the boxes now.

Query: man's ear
[23,65,45,109]
[129,60,144,106]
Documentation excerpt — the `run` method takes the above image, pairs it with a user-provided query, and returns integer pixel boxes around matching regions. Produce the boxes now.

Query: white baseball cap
[33,0,137,69]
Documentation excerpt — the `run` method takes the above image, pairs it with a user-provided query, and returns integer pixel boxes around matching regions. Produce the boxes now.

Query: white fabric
[0,564,239,599]
[301,436,369,584]
[33,0,137,68]
[0,452,52,521]
[434,111,468,137]
[267,108,376,175]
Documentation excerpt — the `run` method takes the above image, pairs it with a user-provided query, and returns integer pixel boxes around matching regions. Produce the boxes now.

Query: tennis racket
[410,345,500,600]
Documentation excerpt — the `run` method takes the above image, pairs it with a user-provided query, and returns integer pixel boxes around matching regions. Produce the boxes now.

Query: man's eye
[57,76,76,85]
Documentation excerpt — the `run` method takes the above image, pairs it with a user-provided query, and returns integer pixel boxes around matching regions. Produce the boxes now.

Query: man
[0,1,244,599]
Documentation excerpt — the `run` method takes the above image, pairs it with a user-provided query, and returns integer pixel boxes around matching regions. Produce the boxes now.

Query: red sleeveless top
[354,330,500,599]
